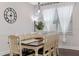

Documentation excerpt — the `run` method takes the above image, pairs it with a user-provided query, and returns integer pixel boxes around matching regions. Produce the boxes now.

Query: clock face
[4,7,17,24]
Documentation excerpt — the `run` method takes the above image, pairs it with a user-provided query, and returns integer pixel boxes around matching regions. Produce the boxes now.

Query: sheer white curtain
[42,8,56,32]
[57,5,74,42]
[41,4,74,42]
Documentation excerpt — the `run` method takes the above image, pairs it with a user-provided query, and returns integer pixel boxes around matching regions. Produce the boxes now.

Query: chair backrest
[43,34,52,56]
[50,34,58,48]
[8,35,20,54]
[55,34,59,47]
[19,34,31,41]
[43,33,59,56]
[19,33,44,41]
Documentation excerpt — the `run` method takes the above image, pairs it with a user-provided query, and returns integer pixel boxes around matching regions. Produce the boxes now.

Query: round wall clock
[4,7,17,24]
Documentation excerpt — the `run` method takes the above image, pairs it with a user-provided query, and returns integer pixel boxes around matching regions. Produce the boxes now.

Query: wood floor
[59,48,79,56]
[4,48,79,56]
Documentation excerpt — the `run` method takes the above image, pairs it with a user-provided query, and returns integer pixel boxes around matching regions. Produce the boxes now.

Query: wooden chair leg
[10,52,13,56]
[20,48,22,56]
[53,48,57,56]
[56,48,59,56]
[20,52,22,56]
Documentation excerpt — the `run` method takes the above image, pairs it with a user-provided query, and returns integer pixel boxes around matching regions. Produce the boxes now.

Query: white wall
[0,2,34,55]
[0,2,34,35]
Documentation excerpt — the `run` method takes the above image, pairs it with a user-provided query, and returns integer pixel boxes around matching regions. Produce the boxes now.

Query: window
[57,5,73,33]
[42,8,56,32]
[42,5,73,34]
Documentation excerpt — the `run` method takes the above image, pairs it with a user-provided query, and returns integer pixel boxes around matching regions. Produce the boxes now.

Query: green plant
[35,21,44,30]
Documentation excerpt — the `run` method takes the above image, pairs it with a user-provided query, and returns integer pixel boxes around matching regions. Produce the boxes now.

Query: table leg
[35,48,38,56]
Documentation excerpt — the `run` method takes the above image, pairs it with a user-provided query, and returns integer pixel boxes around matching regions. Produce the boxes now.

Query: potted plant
[35,21,44,32]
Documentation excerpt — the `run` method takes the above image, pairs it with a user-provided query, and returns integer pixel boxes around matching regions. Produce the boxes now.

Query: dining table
[21,39,44,56]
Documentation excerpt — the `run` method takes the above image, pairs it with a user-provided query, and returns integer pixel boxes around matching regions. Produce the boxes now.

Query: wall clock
[4,7,17,24]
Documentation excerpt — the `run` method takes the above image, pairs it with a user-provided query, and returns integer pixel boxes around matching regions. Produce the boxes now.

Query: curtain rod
[35,2,75,7]
[36,2,60,6]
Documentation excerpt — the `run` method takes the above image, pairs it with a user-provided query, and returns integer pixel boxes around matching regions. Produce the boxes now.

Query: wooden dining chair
[38,34,52,56]
[38,33,60,56]
[8,35,22,56]
[19,34,35,56]
[43,35,52,56]
[50,34,60,56]
[54,34,60,56]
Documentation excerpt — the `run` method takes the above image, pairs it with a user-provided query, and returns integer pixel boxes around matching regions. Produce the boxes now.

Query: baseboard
[3,54,9,56]
[0,50,10,56]
[59,45,79,51]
